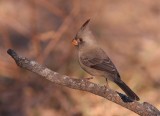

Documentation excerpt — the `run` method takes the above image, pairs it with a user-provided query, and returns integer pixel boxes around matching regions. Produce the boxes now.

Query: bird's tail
[114,80,140,101]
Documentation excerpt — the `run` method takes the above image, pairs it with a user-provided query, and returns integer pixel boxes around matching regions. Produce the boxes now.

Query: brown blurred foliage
[0,0,160,116]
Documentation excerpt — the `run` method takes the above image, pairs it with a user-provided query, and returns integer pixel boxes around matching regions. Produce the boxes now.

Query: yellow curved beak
[72,39,78,46]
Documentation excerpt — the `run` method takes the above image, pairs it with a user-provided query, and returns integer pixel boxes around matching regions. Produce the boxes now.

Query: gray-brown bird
[72,19,140,101]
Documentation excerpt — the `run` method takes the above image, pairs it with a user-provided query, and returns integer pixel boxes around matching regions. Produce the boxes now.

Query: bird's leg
[103,78,110,94]
[104,78,110,88]
[85,76,94,80]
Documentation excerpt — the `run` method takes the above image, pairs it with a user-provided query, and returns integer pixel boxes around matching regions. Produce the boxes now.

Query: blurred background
[0,0,160,116]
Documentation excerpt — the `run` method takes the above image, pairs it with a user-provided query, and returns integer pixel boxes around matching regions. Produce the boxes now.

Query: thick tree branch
[7,49,160,116]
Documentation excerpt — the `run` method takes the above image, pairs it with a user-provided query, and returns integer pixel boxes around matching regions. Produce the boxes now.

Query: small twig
[7,49,160,116]
[39,0,80,63]
[33,0,66,18]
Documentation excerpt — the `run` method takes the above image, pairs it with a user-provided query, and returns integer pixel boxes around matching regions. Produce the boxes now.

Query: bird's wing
[80,49,119,75]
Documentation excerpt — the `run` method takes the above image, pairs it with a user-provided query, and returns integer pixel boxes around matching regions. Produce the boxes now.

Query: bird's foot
[83,76,94,81]
[85,77,93,80]
[104,81,109,88]
[103,84,110,89]
[103,83,110,94]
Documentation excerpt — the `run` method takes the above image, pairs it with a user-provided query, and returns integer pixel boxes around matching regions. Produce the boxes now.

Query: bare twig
[7,49,160,116]
[33,0,66,18]
[39,0,80,63]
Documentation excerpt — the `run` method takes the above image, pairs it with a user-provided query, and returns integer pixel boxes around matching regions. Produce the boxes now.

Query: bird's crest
[80,19,90,31]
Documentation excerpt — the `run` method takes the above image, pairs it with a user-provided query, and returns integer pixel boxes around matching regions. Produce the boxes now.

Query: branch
[7,49,160,116]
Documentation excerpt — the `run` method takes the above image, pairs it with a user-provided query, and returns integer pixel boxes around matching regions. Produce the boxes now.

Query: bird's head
[72,19,97,50]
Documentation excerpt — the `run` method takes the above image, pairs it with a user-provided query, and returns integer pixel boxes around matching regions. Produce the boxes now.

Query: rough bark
[7,49,160,116]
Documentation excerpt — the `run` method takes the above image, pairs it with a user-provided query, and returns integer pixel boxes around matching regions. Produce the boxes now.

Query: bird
[72,19,140,101]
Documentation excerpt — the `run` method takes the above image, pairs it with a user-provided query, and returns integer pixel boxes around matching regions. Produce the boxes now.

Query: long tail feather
[115,80,140,101]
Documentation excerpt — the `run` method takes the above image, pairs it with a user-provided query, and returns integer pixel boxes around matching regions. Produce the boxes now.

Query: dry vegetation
[0,0,160,116]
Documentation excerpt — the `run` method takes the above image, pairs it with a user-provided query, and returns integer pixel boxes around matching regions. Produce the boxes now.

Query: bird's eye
[79,38,83,42]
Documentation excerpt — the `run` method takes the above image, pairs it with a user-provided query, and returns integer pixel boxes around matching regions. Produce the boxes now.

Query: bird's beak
[72,39,78,46]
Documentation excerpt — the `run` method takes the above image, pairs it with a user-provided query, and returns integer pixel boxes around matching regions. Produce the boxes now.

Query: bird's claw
[86,76,94,80]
